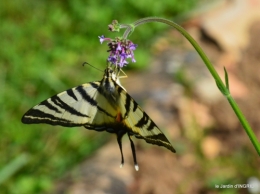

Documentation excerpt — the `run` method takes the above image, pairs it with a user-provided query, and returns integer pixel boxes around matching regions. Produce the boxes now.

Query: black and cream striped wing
[21,82,118,127]
[118,88,176,153]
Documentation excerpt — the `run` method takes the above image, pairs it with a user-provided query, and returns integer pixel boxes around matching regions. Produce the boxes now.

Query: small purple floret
[98,35,105,44]
[129,43,137,50]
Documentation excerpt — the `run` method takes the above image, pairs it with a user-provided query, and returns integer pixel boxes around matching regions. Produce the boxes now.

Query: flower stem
[123,17,260,155]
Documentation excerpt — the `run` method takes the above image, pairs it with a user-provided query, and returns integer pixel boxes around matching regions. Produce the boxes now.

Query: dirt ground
[52,2,260,194]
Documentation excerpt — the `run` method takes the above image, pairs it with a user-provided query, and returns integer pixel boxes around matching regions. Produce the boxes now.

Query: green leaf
[224,67,230,92]
[0,154,29,185]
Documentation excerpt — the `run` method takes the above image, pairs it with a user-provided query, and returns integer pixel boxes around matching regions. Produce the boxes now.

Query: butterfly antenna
[82,62,103,72]
[128,134,139,171]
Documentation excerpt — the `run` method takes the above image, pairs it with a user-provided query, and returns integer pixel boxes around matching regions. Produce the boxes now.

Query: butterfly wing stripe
[22,109,83,126]
[132,100,138,112]
[135,134,176,152]
[135,112,149,128]
[147,120,156,131]
[84,124,107,131]
[76,85,114,118]
[117,85,123,94]
[76,85,97,106]
[51,95,90,117]
[90,82,99,89]
[40,100,61,113]
[66,88,78,101]
[123,90,131,118]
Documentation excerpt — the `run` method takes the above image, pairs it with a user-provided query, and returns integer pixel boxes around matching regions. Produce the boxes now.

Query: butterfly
[22,65,176,171]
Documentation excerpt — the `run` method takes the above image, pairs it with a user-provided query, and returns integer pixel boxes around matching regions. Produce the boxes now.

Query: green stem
[226,95,260,154]
[123,17,260,155]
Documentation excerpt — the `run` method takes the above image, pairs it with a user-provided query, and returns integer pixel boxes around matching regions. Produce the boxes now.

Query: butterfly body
[22,66,175,170]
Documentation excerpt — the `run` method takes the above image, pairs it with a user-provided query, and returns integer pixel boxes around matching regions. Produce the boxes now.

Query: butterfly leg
[127,133,139,171]
[117,130,126,169]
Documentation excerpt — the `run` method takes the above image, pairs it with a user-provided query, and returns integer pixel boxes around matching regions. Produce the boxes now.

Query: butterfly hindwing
[117,88,176,153]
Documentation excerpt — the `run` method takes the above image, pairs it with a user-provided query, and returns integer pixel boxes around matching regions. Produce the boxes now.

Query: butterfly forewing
[22,82,100,126]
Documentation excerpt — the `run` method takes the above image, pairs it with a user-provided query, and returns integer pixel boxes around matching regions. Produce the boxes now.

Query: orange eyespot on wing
[116,112,123,122]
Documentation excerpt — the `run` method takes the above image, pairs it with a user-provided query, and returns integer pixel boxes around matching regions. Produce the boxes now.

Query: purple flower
[129,43,137,50]
[119,53,128,67]
[116,43,122,51]
[98,35,137,68]
[98,35,105,44]
[108,56,117,64]
[98,35,112,44]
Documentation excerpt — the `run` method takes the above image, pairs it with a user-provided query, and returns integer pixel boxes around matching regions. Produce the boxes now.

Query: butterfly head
[103,67,126,91]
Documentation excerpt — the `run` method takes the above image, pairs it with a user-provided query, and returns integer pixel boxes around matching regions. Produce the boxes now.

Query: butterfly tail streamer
[117,130,126,169]
[128,134,139,171]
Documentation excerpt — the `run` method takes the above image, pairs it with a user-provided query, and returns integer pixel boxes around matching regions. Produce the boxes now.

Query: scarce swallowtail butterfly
[22,65,176,171]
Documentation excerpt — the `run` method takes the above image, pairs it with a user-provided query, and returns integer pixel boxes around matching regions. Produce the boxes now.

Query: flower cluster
[99,35,137,67]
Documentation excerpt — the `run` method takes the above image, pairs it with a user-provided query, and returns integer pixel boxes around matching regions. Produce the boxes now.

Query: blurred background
[1,0,260,193]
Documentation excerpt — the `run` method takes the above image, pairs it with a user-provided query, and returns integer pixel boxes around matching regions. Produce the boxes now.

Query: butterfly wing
[22,71,175,153]
[117,88,176,153]
[22,67,175,170]
[22,81,118,127]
